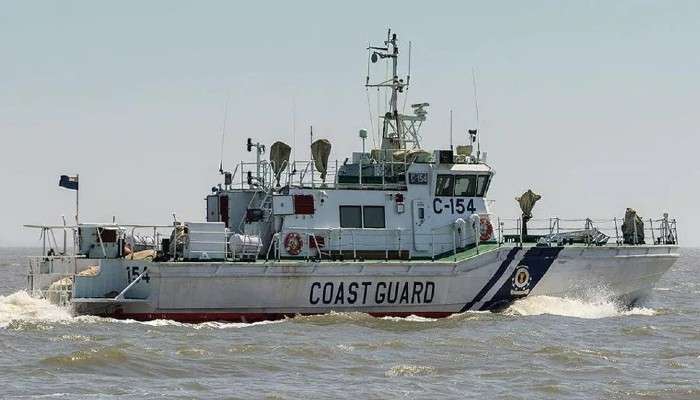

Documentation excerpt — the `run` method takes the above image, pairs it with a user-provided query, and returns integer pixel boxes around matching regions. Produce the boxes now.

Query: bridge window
[339,205,386,228]
[363,206,386,228]
[339,206,362,228]
[476,175,491,197]
[435,174,454,197]
[454,175,477,197]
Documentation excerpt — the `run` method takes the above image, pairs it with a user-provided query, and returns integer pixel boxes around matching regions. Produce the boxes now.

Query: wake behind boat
[25,30,679,322]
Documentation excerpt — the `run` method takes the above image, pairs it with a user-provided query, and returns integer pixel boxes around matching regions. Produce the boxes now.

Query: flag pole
[75,173,79,225]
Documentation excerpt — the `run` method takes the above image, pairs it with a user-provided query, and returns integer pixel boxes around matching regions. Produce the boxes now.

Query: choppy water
[1,247,698,399]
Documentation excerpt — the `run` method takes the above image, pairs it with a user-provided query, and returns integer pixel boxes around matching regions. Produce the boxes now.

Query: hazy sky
[1,1,698,246]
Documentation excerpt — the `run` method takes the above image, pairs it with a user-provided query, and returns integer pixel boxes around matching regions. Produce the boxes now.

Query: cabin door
[206,195,219,222]
[219,195,230,228]
[412,200,430,251]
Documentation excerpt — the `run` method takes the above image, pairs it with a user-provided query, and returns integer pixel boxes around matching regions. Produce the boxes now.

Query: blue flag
[59,175,79,190]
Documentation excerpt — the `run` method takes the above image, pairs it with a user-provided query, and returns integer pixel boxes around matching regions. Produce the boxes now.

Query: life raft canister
[480,216,494,241]
[284,232,303,255]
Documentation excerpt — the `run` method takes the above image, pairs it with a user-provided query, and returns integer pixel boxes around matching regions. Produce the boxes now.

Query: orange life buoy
[480,216,494,241]
[284,232,303,255]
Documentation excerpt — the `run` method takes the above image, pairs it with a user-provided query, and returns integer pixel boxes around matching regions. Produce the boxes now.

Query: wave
[293,311,439,325]
[380,315,438,322]
[42,346,129,367]
[0,291,283,330]
[108,318,285,330]
[505,295,655,319]
[0,291,72,328]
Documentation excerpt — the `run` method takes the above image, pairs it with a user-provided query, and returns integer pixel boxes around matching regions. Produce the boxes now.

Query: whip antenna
[449,109,453,151]
[292,96,297,168]
[471,67,481,160]
[407,41,412,86]
[219,92,232,173]
[403,41,412,113]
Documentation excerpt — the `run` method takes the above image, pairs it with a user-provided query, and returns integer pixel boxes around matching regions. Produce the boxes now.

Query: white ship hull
[66,245,678,322]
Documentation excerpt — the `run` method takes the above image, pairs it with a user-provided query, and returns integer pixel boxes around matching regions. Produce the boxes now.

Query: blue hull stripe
[478,246,564,311]
[460,247,520,312]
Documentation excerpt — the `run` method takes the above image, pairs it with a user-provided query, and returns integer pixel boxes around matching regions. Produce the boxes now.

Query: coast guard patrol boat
[25,31,679,322]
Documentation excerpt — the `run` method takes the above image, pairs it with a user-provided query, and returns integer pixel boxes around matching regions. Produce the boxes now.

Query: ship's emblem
[510,265,532,295]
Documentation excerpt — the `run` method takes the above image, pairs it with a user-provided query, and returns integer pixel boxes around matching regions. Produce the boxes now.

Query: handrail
[498,215,679,246]
[285,226,404,261]
[265,233,279,262]
[234,157,422,191]
[285,221,482,263]
[27,255,86,261]
[26,223,172,260]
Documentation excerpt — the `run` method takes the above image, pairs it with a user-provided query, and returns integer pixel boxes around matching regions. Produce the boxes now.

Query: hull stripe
[478,246,564,311]
[460,247,520,312]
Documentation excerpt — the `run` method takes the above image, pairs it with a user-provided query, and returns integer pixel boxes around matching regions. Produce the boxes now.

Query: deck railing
[26,215,679,276]
[276,222,482,263]
[232,158,413,191]
[26,255,85,302]
[272,227,405,261]
[498,215,678,247]
[25,223,172,292]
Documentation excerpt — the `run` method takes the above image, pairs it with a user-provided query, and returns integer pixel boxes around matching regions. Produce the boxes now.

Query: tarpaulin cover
[270,141,291,185]
[515,189,542,218]
[621,208,645,244]
[392,149,432,164]
[311,139,332,181]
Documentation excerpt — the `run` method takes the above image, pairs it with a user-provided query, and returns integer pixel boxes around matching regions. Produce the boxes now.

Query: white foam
[0,291,283,329]
[385,364,436,377]
[0,291,72,328]
[505,295,655,319]
[380,315,438,322]
[336,344,354,353]
[154,319,285,330]
[73,315,285,329]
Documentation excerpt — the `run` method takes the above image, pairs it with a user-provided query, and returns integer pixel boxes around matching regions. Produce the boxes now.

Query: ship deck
[144,242,677,267]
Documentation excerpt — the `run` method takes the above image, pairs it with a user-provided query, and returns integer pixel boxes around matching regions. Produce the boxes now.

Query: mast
[388,30,400,143]
[366,29,426,156]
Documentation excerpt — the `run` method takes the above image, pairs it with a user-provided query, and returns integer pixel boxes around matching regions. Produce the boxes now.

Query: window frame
[476,175,491,197]
[339,205,363,228]
[454,175,477,197]
[435,174,455,197]
[362,205,386,229]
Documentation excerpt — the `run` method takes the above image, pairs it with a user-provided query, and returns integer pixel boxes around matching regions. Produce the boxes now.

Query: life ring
[480,216,494,241]
[284,232,303,256]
